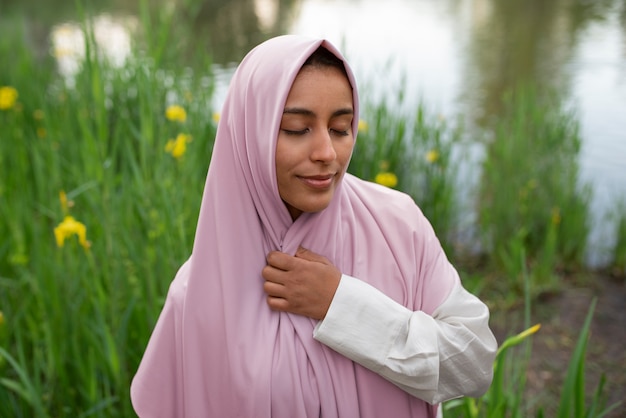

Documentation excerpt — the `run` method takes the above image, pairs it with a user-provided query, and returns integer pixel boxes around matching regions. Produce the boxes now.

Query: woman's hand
[262,246,341,320]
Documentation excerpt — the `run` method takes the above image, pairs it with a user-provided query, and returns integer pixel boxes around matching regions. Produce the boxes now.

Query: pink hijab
[131,35,454,417]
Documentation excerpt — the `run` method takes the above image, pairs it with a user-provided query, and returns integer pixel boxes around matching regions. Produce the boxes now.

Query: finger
[295,246,330,265]
[266,295,289,313]
[266,250,296,271]
[263,280,286,298]
[261,264,287,284]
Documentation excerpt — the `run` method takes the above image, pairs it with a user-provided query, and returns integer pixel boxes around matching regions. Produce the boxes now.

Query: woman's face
[276,65,354,220]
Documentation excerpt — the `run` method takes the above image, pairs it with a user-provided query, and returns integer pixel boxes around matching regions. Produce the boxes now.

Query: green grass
[476,85,592,302]
[0,14,216,416]
[0,6,624,417]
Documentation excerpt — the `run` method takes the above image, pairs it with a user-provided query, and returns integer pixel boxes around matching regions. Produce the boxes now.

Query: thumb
[295,246,330,265]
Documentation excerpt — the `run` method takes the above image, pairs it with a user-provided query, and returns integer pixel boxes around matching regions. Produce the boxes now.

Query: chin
[307,201,332,214]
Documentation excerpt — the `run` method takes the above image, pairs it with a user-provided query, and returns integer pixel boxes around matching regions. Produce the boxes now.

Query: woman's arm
[313,274,497,404]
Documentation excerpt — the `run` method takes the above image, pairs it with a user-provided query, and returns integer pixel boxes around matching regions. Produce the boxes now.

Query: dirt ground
[489,273,626,417]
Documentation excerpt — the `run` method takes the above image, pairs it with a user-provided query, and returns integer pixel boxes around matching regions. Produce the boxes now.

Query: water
[4,0,625,265]
[573,13,626,264]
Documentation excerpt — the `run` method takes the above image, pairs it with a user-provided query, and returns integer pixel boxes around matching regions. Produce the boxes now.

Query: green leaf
[557,298,596,418]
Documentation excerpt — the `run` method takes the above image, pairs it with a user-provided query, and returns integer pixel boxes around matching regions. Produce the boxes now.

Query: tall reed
[477,85,591,295]
[0,12,217,416]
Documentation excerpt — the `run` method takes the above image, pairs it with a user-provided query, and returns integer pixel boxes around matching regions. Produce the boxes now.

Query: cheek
[275,140,291,176]
[275,142,301,193]
[337,139,355,167]
[275,158,290,190]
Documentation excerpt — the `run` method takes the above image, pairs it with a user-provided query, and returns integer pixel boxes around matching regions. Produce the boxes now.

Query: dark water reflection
[2,0,625,264]
[458,0,626,264]
[190,0,300,64]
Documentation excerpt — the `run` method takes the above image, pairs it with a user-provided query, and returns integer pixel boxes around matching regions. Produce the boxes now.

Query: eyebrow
[283,107,354,118]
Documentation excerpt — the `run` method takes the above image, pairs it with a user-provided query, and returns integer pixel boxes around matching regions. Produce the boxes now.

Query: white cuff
[313,274,413,372]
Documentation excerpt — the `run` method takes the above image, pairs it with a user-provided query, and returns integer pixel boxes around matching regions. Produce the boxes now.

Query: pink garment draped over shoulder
[131,35,455,417]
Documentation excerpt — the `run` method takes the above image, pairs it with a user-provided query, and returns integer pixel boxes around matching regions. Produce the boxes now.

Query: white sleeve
[313,274,497,404]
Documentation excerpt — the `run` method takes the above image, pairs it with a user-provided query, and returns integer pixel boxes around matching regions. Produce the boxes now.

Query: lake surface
[4,0,625,265]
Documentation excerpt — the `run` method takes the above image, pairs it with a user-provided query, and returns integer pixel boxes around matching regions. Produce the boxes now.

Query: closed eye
[282,128,309,136]
[331,129,350,136]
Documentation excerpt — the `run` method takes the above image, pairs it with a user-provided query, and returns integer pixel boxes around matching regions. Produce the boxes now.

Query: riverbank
[489,273,626,416]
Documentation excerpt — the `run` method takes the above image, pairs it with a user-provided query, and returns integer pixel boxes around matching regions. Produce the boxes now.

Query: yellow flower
[426,149,439,163]
[165,105,187,122]
[0,86,18,110]
[212,112,221,123]
[33,109,45,120]
[165,133,192,159]
[374,172,398,188]
[358,119,369,133]
[54,215,90,249]
[37,127,47,138]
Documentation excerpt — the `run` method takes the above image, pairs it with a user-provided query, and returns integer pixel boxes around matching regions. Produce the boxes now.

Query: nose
[310,129,337,163]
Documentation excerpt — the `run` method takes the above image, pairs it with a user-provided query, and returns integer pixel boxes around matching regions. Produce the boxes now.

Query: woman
[131,35,497,417]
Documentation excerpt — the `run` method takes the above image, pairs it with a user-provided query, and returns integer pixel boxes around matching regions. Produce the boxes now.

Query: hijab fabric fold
[131,35,453,417]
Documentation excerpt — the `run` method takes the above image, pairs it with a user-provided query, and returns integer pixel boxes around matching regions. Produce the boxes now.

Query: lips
[298,174,335,189]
